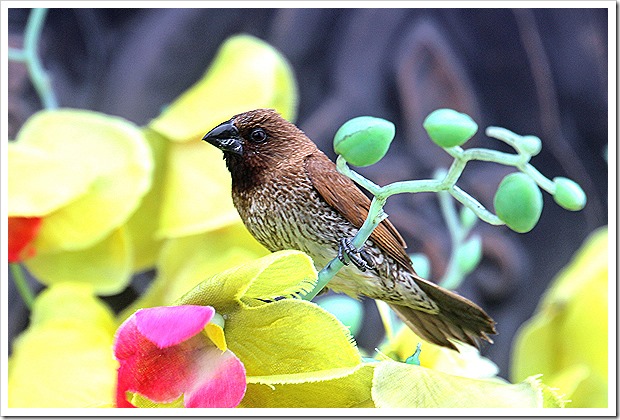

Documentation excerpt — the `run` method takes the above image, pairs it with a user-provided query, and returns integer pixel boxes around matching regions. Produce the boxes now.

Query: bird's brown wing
[304,152,415,271]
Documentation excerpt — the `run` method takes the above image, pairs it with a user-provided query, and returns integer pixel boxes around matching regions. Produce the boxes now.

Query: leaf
[372,361,551,408]
[15,109,153,253]
[24,228,132,295]
[149,34,297,143]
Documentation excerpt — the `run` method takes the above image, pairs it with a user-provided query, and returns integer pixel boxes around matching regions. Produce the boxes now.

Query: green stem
[449,185,503,225]
[437,181,465,289]
[300,195,387,301]
[12,8,58,110]
[8,48,27,61]
[486,126,532,154]
[10,263,35,309]
[375,300,395,341]
[521,163,556,194]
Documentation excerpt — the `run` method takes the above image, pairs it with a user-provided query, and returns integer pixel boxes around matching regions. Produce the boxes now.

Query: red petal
[115,362,137,408]
[8,217,42,262]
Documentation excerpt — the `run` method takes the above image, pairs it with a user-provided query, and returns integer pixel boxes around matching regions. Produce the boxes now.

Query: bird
[202,108,496,351]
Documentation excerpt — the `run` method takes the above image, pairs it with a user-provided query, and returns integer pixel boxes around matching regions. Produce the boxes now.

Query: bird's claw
[337,238,375,272]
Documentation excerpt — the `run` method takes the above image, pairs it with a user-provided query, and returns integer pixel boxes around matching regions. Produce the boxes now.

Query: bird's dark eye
[250,128,267,143]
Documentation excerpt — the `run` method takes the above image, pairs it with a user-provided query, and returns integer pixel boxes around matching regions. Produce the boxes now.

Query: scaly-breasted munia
[203,108,496,350]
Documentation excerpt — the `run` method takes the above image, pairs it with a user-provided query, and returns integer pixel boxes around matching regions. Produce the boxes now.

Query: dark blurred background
[8,8,608,378]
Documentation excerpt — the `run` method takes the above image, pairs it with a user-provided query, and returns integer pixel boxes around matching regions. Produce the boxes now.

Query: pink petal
[135,306,215,348]
[113,305,246,408]
[117,333,206,404]
[185,347,247,408]
[113,316,141,361]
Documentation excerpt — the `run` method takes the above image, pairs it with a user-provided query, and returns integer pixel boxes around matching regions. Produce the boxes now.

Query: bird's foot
[337,238,375,272]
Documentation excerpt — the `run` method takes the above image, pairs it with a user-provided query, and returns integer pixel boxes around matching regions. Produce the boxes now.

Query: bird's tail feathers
[389,276,496,351]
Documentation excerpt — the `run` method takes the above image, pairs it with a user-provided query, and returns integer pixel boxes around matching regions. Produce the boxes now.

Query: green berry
[317,295,364,336]
[520,135,542,156]
[409,253,431,279]
[333,116,395,167]
[423,108,478,148]
[456,235,483,275]
[553,177,586,211]
[459,206,478,231]
[494,172,543,233]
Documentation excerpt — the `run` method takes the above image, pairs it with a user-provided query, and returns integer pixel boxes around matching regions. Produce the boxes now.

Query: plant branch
[302,123,562,300]
[10,263,35,309]
[11,8,58,110]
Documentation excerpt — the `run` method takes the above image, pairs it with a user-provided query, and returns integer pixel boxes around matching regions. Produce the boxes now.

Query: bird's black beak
[202,120,243,156]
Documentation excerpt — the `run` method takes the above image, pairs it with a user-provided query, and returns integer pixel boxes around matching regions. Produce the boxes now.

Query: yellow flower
[511,227,608,408]
[9,111,152,294]
[9,283,118,407]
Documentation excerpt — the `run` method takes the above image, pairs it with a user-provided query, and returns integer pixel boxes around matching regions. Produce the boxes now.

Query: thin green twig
[10,263,35,309]
[437,183,464,289]
[11,8,58,110]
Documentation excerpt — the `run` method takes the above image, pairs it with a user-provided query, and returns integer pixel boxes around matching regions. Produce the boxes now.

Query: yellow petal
[542,226,608,305]
[16,109,153,252]
[150,34,297,143]
[30,282,117,336]
[119,223,267,321]
[225,300,360,377]
[205,323,227,352]
[128,392,184,408]
[124,127,169,272]
[9,284,118,408]
[372,361,557,408]
[8,143,94,217]
[381,324,498,378]
[176,250,316,314]
[24,228,132,295]
[242,364,374,408]
[156,141,240,238]
[511,227,608,407]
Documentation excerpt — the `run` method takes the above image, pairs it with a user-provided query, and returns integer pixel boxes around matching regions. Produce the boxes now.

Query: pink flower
[113,305,246,408]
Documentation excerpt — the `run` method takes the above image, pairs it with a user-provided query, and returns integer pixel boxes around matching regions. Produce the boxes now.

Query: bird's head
[203,109,315,188]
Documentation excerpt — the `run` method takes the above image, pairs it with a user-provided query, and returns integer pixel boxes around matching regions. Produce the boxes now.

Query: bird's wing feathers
[304,152,415,271]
